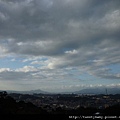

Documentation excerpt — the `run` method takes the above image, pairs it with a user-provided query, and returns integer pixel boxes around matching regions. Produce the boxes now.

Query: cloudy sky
[0,0,120,92]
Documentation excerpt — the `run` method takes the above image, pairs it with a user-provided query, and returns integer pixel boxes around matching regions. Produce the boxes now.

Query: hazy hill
[4,89,49,94]
[75,87,120,94]
[1,87,120,95]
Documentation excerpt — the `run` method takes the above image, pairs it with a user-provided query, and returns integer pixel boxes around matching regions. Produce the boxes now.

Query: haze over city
[0,0,120,93]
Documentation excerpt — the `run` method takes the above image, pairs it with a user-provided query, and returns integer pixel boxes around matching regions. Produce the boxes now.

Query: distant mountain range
[74,87,120,94]
[1,87,120,95]
[1,89,49,94]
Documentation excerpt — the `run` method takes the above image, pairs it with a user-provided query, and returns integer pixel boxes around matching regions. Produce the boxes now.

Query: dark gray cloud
[0,0,120,80]
[0,0,119,41]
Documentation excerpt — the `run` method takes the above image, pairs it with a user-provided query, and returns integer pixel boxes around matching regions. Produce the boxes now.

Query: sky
[0,0,120,93]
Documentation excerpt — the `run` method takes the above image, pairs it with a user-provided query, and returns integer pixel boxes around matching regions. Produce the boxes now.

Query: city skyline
[0,0,120,92]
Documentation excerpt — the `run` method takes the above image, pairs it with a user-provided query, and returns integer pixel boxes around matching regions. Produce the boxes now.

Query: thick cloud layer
[0,0,120,91]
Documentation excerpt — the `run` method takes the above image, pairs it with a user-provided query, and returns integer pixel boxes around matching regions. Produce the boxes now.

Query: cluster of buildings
[9,93,120,112]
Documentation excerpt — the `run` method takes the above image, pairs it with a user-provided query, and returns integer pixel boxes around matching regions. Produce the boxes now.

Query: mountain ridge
[74,87,120,94]
[1,87,120,94]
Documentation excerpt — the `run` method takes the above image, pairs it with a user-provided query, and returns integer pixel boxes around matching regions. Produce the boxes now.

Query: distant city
[0,89,120,117]
[9,92,120,112]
